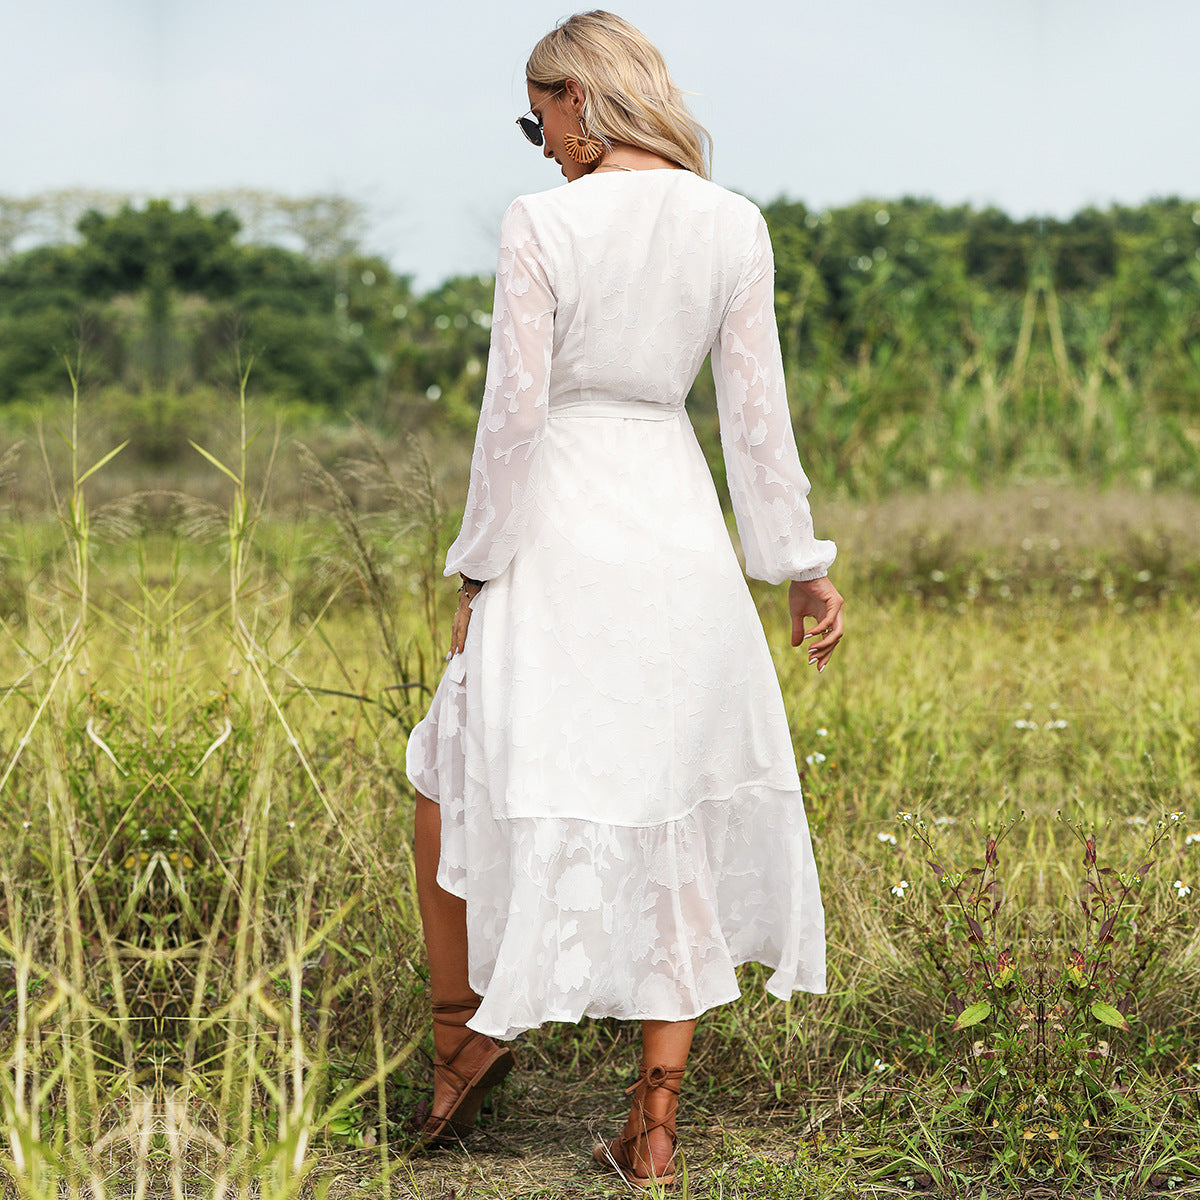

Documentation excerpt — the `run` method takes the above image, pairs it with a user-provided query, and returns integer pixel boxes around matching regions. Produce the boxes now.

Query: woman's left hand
[451,580,483,656]
[789,577,844,673]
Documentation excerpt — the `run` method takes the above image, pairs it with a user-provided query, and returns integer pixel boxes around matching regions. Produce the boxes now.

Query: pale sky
[4,0,1199,287]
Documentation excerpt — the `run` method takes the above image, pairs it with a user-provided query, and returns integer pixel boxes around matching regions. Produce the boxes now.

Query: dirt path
[313,1073,838,1199]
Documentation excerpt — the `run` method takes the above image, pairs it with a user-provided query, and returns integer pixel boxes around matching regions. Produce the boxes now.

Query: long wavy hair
[525,11,712,179]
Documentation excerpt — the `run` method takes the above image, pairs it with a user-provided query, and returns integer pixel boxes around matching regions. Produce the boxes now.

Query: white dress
[406,169,837,1042]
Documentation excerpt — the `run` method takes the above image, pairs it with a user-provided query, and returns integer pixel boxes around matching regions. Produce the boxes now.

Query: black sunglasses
[516,89,564,147]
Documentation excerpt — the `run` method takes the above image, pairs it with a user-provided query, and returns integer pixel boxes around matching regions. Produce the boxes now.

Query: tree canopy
[0,190,1196,491]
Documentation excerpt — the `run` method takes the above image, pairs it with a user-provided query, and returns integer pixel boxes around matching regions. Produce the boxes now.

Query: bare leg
[414,791,501,1119]
[642,1018,696,1072]
[414,791,474,1007]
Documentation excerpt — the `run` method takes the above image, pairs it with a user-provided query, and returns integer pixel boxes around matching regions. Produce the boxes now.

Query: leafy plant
[881,810,1198,1195]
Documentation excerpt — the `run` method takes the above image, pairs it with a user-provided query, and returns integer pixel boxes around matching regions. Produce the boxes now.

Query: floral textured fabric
[406,170,835,1041]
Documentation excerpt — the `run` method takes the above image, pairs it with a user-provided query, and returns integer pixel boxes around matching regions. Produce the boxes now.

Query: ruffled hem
[406,662,825,1042]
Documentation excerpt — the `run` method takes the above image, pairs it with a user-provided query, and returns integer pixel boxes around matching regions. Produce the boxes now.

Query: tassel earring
[563,117,605,164]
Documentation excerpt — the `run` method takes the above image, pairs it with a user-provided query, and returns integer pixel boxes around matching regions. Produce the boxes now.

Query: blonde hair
[526,11,711,179]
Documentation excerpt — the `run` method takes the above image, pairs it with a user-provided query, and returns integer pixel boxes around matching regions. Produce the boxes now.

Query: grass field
[1,399,1199,1199]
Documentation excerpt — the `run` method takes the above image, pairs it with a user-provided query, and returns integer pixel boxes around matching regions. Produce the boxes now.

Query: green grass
[1,398,1200,1199]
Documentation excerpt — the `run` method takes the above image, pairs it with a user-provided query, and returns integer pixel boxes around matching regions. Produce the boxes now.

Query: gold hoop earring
[564,117,604,164]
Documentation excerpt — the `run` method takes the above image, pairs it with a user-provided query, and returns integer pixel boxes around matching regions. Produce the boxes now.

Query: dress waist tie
[547,399,683,422]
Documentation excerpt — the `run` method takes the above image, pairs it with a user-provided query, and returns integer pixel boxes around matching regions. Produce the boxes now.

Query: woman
[406,10,844,1188]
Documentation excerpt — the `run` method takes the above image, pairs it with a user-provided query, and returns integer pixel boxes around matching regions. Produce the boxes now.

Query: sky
[4,0,1199,288]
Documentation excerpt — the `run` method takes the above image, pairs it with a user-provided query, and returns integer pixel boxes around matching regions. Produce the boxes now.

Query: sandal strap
[624,1065,685,1097]
[434,1041,486,1086]
[619,1112,676,1146]
[598,1133,677,1186]
[619,1065,685,1151]
[431,1002,494,1084]
[431,1001,478,1026]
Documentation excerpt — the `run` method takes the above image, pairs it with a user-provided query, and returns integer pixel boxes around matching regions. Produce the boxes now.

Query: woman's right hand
[789,577,844,673]
[451,580,483,656]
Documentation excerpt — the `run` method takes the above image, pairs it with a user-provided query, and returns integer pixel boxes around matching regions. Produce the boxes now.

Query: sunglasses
[516,89,564,147]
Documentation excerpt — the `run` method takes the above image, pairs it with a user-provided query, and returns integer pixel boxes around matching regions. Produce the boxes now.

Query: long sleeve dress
[405,169,837,1042]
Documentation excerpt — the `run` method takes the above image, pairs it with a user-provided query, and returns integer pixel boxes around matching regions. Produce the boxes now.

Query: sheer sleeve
[710,213,837,585]
[444,199,555,582]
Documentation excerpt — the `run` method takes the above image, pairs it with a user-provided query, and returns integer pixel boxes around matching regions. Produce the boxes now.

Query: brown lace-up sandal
[419,1001,516,1145]
[592,1065,685,1188]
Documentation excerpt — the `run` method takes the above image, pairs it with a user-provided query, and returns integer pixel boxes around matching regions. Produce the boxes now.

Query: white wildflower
[1173,880,1192,898]
[816,726,829,737]
[877,832,897,845]
[891,880,909,898]
[805,752,827,766]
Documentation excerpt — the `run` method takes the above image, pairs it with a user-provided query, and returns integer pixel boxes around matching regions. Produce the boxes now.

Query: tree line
[0,189,1196,491]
